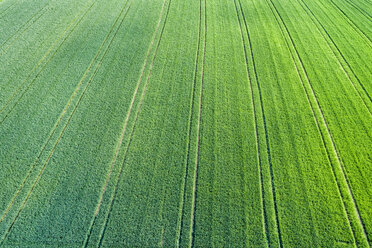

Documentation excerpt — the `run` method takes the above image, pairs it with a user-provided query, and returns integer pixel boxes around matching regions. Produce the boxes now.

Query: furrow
[96,0,173,246]
[233,0,269,246]
[0,1,128,243]
[175,0,202,245]
[267,0,370,246]
[0,0,97,120]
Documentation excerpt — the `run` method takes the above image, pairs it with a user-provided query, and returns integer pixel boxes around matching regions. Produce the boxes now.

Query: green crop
[0,0,370,247]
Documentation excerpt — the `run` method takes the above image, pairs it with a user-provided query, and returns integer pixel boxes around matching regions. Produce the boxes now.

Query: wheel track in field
[261,1,320,244]
[96,0,171,242]
[0,0,128,225]
[266,0,357,243]
[233,0,269,246]
[296,0,371,244]
[298,0,372,116]
[0,0,99,223]
[328,0,372,45]
[342,0,372,23]
[297,0,372,114]
[238,0,284,247]
[0,0,97,124]
[0,2,131,244]
[189,0,206,246]
[0,0,18,19]
[79,0,173,246]
[0,0,52,56]
[0,0,125,226]
[267,0,370,246]
[81,0,169,245]
[175,0,203,246]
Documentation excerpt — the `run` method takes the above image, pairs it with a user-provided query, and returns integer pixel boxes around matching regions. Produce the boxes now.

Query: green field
[0,0,371,247]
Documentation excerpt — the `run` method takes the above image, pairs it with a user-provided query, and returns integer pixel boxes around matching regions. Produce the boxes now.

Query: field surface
[0,0,371,247]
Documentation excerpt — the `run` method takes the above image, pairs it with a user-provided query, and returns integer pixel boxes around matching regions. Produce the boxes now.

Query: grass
[0,0,371,247]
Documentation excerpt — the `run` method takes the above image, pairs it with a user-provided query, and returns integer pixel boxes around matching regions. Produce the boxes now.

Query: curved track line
[233,0,269,246]
[267,0,370,246]
[0,3,130,244]
[238,0,283,247]
[0,0,97,120]
[175,0,202,246]
[299,0,372,115]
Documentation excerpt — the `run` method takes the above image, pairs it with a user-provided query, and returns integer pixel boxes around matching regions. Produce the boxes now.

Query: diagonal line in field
[97,0,173,245]
[0,0,129,226]
[329,0,372,45]
[266,0,370,246]
[342,0,372,23]
[0,0,19,19]
[0,2,131,244]
[0,0,99,225]
[294,0,371,244]
[0,0,97,121]
[81,0,173,246]
[0,0,52,56]
[78,0,159,245]
[298,0,372,115]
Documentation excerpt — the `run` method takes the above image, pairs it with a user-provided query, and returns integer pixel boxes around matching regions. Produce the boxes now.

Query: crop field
[0,0,371,247]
